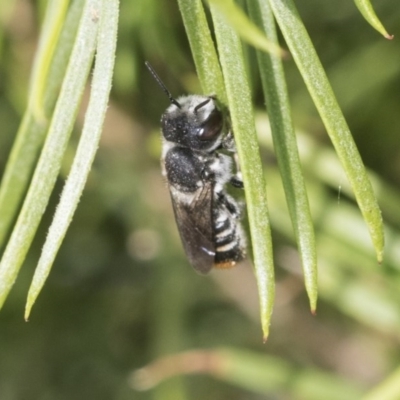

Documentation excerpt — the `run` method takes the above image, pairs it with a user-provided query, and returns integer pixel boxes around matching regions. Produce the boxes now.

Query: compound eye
[197,108,223,141]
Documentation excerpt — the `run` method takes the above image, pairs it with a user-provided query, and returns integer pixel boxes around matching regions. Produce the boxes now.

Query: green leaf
[354,0,393,39]
[216,348,363,399]
[247,0,317,312]
[29,0,69,120]
[177,0,226,102]
[0,0,84,248]
[269,0,384,263]
[25,0,119,319]
[131,348,363,399]
[209,3,275,340]
[0,0,101,310]
[207,0,285,58]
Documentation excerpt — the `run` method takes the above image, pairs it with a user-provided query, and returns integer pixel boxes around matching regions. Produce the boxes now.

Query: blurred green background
[0,0,400,399]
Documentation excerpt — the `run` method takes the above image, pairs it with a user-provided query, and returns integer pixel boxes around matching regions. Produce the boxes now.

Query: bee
[145,62,246,274]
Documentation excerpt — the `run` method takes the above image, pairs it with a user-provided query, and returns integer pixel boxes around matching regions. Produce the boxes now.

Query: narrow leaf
[354,0,393,39]
[269,0,384,263]
[0,0,101,310]
[248,0,317,312]
[25,0,119,319]
[0,0,85,248]
[209,4,275,340]
[207,0,285,58]
[177,0,226,102]
[216,348,363,399]
[29,0,69,120]
[131,348,363,399]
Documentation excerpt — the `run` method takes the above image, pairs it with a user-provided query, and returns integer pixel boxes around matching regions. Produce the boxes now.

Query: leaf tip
[311,307,317,316]
[24,304,32,321]
[384,33,394,40]
[25,289,38,321]
[309,295,318,315]
[0,295,7,313]
[262,321,270,343]
[375,245,384,264]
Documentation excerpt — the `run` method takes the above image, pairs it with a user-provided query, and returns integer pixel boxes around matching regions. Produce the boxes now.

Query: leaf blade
[354,0,393,39]
[177,0,226,102]
[0,0,85,248]
[248,0,317,312]
[25,0,119,319]
[269,0,384,263]
[207,0,285,57]
[209,2,275,340]
[0,0,101,310]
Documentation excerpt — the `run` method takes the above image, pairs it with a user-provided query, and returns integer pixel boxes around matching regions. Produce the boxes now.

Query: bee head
[161,95,224,151]
[145,61,224,152]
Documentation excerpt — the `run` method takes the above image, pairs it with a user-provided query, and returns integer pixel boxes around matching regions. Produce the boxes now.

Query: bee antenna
[145,61,181,109]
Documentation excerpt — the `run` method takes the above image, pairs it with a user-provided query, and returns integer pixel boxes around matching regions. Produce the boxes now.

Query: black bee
[145,62,246,274]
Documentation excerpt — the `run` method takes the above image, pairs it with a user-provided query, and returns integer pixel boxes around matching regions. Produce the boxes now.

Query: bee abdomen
[213,211,245,268]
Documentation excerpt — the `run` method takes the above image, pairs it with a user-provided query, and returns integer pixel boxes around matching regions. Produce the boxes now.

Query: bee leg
[221,132,243,188]
[221,131,236,152]
[230,175,243,189]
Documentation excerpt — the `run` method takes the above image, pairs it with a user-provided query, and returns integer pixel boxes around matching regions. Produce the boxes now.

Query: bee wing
[170,182,215,274]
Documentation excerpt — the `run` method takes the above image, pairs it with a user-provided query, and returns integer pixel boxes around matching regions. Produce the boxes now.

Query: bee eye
[198,108,223,141]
